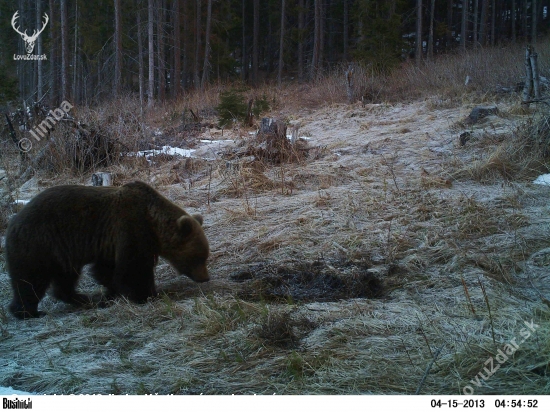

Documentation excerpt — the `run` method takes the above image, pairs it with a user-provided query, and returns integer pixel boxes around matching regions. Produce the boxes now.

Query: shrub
[216,89,249,127]
[216,89,271,127]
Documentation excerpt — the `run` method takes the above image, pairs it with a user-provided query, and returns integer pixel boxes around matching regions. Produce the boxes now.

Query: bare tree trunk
[479,0,488,45]
[532,0,537,43]
[114,0,122,96]
[530,49,541,99]
[446,0,453,50]
[473,0,479,45]
[137,0,145,115]
[298,0,304,81]
[522,0,528,40]
[148,0,155,108]
[157,0,166,101]
[511,0,516,42]
[16,0,24,100]
[319,0,324,70]
[241,0,247,81]
[428,0,435,60]
[37,0,44,101]
[277,0,285,87]
[49,0,58,106]
[182,0,189,88]
[490,0,495,45]
[460,0,468,49]
[201,0,212,90]
[343,0,349,60]
[60,0,69,101]
[194,0,201,88]
[72,1,79,102]
[415,0,422,65]
[252,0,259,84]
[173,0,181,97]
[310,0,321,79]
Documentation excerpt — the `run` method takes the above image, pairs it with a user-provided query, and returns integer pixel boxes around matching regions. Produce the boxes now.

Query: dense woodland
[0,0,549,108]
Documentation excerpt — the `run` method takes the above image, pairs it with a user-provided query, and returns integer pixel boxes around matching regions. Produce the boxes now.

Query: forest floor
[0,93,549,394]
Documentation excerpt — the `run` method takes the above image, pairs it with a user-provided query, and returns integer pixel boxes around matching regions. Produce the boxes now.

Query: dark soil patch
[232,260,385,303]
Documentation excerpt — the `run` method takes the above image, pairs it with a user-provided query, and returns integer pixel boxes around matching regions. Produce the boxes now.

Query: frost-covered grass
[1,41,550,394]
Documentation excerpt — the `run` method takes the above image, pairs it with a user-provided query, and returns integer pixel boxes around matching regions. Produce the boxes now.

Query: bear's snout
[189,269,210,283]
[195,276,210,283]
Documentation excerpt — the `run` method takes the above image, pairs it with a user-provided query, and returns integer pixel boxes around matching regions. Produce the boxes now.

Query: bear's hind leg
[9,277,49,319]
[89,260,117,298]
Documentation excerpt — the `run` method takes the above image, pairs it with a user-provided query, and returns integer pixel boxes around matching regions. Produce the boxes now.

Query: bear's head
[162,214,210,283]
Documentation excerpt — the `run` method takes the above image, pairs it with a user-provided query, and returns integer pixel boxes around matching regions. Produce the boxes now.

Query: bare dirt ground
[1,97,549,394]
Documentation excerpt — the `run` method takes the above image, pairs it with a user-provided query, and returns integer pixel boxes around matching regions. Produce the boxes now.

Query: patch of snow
[533,174,550,186]
[286,134,311,141]
[130,146,196,159]
[0,387,34,395]
[200,139,235,144]
[157,146,195,157]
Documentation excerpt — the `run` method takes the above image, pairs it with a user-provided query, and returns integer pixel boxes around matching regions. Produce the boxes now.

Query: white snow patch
[0,387,35,395]
[286,134,311,141]
[129,146,196,159]
[200,139,235,144]
[533,174,550,186]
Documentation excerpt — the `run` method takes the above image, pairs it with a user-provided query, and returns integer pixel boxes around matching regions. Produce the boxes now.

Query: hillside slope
[1,98,549,395]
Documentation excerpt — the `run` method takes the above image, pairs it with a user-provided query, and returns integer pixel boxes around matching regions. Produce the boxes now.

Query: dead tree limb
[522,46,534,104]
[530,51,541,100]
[522,45,541,106]
[345,65,354,104]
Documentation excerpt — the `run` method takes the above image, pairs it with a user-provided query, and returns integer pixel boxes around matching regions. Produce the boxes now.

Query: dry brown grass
[454,108,550,182]
[283,38,550,108]
[1,41,550,395]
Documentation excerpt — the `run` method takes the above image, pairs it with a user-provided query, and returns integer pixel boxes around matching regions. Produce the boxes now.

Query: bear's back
[6,185,128,266]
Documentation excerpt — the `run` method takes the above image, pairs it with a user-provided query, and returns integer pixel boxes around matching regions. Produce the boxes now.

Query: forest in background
[0,0,549,109]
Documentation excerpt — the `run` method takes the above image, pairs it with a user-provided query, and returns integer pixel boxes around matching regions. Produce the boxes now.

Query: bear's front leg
[111,243,157,303]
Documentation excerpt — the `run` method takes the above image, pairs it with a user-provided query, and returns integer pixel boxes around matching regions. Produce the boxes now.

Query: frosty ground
[0,96,549,394]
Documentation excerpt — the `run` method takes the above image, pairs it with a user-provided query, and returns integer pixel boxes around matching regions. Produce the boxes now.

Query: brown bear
[5,181,209,319]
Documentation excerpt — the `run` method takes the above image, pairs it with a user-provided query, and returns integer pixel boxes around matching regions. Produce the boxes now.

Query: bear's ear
[177,215,195,237]
[192,214,203,226]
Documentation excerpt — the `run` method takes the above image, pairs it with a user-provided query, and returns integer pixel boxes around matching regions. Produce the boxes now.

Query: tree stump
[92,172,112,186]
[249,118,300,163]
[258,117,287,138]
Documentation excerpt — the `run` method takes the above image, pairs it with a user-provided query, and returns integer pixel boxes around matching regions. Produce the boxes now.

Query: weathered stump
[522,45,541,106]
[92,172,112,186]
[249,118,300,163]
[258,117,287,138]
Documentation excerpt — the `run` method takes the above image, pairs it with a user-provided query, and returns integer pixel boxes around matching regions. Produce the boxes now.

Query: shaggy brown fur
[5,181,209,319]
